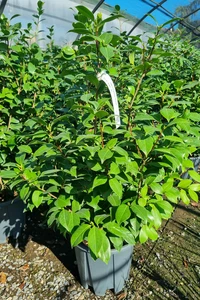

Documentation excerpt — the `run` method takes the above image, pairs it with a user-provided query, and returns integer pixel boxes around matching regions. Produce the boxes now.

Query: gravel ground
[0,203,200,300]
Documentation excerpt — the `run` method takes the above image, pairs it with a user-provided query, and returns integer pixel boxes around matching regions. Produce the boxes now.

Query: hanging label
[97,70,121,128]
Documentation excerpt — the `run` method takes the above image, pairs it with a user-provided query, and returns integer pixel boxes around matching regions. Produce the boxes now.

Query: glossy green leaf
[0,170,16,178]
[32,190,43,208]
[108,194,121,206]
[59,210,80,232]
[110,162,120,174]
[165,188,179,203]
[62,46,75,56]
[180,189,190,205]
[98,231,111,264]
[178,179,192,189]
[20,184,29,200]
[147,69,163,76]
[131,204,150,221]
[55,195,71,208]
[129,52,135,65]
[28,62,36,74]
[109,236,123,251]
[115,204,131,224]
[109,178,123,198]
[188,170,200,182]
[71,224,91,247]
[160,108,179,122]
[100,32,113,44]
[136,137,154,157]
[76,5,94,21]
[100,46,114,62]
[188,189,198,202]
[189,184,200,192]
[98,148,113,163]
[93,175,107,188]
[139,225,148,243]
[18,145,32,154]
[88,227,106,261]
[150,205,162,229]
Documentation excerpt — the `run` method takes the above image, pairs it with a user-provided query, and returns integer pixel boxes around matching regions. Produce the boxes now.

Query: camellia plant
[1,4,200,263]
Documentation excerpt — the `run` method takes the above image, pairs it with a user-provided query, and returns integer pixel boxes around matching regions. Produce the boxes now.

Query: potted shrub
[0,1,59,242]
[1,5,200,296]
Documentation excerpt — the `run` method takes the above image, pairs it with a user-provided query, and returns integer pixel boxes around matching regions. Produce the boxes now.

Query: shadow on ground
[129,203,200,299]
[10,207,79,281]
[7,202,200,299]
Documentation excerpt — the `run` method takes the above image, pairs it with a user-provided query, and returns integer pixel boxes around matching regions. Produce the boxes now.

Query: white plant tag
[97,70,121,128]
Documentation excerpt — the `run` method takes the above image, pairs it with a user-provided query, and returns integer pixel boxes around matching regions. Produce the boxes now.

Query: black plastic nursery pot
[0,197,25,243]
[75,243,134,296]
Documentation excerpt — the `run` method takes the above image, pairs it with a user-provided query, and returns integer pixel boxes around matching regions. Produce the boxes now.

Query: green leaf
[150,182,163,194]
[155,201,173,218]
[160,108,179,122]
[139,225,148,243]
[136,137,154,157]
[98,148,113,163]
[150,205,162,229]
[94,214,109,226]
[15,153,26,165]
[110,162,120,174]
[188,170,200,182]
[146,226,159,241]
[189,184,200,192]
[32,190,43,208]
[108,194,121,206]
[105,221,124,238]
[109,236,123,251]
[164,136,183,143]
[131,203,150,221]
[126,161,138,176]
[121,228,135,244]
[62,46,75,56]
[55,195,70,208]
[107,138,118,149]
[180,189,190,205]
[109,178,123,198]
[20,184,29,200]
[100,46,114,62]
[70,166,77,177]
[33,144,51,157]
[76,209,91,221]
[178,179,192,189]
[76,5,94,21]
[18,145,32,154]
[100,32,113,44]
[0,170,16,179]
[165,188,179,203]
[88,226,103,258]
[59,210,80,232]
[95,111,109,119]
[71,224,91,247]
[146,69,164,76]
[128,86,135,96]
[93,175,107,188]
[98,231,111,264]
[28,62,36,74]
[115,204,131,224]
[129,52,135,65]
[72,200,81,212]
[188,189,198,202]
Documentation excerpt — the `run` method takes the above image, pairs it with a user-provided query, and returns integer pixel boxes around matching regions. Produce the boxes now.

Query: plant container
[75,243,133,296]
[0,198,25,243]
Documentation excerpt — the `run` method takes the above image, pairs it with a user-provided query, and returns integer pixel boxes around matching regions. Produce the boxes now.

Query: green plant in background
[0,4,200,263]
